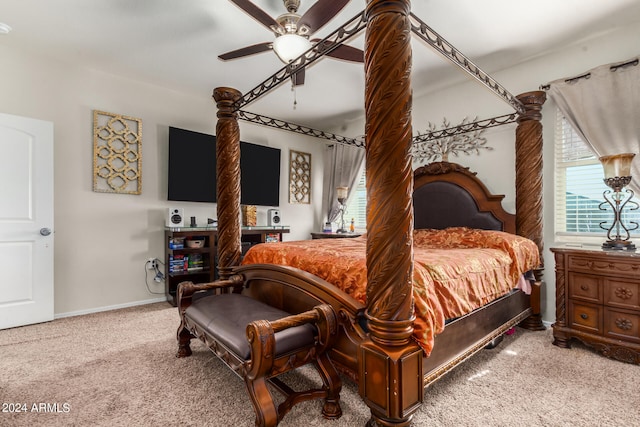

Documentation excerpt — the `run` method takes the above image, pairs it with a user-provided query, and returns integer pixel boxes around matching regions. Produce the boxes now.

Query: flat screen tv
[167,127,281,206]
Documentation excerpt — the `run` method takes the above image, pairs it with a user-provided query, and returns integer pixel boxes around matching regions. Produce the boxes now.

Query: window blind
[554,109,639,235]
[345,170,366,229]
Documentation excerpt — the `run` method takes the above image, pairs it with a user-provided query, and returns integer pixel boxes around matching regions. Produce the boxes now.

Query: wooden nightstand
[551,246,640,364]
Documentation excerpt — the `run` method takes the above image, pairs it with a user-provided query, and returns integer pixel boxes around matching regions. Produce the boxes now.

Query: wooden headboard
[412,161,516,234]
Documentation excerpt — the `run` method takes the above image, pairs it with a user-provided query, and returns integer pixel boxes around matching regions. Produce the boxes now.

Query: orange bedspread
[241,227,540,355]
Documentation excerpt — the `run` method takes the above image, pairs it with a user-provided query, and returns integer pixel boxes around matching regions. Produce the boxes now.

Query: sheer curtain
[322,143,365,225]
[546,55,639,193]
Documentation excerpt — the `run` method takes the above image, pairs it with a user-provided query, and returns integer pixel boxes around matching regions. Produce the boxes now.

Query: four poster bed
[177,2,546,426]
[238,161,543,383]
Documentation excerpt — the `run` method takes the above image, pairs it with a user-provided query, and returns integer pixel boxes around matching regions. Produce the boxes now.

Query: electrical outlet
[147,258,157,270]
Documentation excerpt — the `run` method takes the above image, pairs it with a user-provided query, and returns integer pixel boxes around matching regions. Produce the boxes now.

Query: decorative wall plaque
[93,110,142,194]
[289,150,311,204]
[242,205,257,226]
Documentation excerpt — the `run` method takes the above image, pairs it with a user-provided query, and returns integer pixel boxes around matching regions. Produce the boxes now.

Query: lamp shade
[336,186,348,200]
[272,33,312,63]
[600,153,635,179]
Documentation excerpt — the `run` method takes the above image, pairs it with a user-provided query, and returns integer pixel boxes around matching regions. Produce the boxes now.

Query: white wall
[2,20,638,321]
[0,44,324,316]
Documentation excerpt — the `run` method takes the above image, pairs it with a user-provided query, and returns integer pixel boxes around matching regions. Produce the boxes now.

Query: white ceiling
[3,0,640,132]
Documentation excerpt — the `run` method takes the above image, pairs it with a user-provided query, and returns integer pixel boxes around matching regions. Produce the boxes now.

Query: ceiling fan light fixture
[272,33,312,63]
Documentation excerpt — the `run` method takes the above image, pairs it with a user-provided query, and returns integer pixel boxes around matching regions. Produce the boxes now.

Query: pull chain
[292,83,297,110]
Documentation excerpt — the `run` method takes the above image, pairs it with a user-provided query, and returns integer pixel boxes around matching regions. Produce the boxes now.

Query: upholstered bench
[176,273,342,427]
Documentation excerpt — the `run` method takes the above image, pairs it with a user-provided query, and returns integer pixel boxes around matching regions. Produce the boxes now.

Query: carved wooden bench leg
[245,318,279,427]
[176,322,193,358]
[244,376,278,427]
[176,327,193,357]
[175,279,204,358]
[315,353,343,420]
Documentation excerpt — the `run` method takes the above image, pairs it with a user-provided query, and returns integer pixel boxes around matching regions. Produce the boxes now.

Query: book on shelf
[169,254,188,273]
[170,253,207,273]
[265,233,280,243]
[169,237,184,249]
[187,254,203,271]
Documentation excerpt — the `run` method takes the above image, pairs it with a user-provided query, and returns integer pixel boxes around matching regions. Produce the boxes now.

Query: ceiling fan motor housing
[284,0,301,13]
[273,12,309,36]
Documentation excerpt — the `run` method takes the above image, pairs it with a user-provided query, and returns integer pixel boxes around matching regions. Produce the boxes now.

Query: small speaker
[267,209,281,226]
[166,208,184,228]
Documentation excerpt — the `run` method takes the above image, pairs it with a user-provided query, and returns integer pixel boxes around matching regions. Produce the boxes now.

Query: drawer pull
[615,318,633,331]
[580,313,588,320]
[615,287,633,300]
[580,284,589,291]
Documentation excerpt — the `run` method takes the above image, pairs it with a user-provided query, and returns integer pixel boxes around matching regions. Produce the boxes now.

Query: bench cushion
[185,293,317,360]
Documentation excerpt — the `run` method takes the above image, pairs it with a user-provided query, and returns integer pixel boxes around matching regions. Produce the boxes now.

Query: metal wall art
[289,150,311,204]
[412,117,491,164]
[93,110,142,194]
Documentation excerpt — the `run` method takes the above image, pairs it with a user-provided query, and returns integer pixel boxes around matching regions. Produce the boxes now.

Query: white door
[0,112,54,329]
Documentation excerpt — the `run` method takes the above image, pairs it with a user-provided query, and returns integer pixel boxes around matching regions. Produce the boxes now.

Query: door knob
[40,228,52,236]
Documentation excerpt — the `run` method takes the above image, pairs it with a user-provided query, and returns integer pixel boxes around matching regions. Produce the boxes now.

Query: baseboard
[54,297,168,320]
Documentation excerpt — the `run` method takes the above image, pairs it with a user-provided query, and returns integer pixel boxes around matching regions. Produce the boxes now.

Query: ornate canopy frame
[211,2,545,425]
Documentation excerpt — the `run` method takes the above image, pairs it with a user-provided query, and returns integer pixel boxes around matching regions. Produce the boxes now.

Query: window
[345,170,366,230]
[554,109,639,238]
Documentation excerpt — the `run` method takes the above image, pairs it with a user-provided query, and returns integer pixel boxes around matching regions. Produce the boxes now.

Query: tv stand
[164,225,290,306]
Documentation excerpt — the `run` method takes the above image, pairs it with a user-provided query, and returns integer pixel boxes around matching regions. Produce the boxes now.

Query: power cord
[144,258,165,295]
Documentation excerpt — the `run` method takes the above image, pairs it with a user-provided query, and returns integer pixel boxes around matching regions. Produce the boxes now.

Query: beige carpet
[1,302,637,426]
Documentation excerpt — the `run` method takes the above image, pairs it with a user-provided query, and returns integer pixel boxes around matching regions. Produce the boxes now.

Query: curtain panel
[546,55,640,193]
[322,144,365,224]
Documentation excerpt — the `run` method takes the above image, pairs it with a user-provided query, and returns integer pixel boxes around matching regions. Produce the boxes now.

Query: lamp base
[336,228,348,233]
[602,240,636,251]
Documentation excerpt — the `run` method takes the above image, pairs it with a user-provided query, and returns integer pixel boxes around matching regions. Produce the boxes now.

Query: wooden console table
[551,246,640,364]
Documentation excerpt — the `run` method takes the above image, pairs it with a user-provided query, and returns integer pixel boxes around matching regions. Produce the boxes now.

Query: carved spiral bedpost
[515,90,546,330]
[359,1,423,426]
[213,87,242,280]
[551,251,568,347]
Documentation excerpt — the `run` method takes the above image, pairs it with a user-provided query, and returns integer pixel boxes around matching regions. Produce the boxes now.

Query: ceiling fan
[219,0,364,85]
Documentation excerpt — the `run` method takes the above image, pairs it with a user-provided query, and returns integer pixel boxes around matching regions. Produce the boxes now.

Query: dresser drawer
[552,247,640,364]
[568,255,640,279]
[605,279,640,310]
[604,307,640,343]
[568,300,602,334]
[568,272,602,304]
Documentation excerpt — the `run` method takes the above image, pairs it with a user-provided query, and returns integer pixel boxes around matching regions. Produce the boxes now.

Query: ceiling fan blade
[298,0,350,34]
[291,67,305,86]
[229,0,281,32]
[312,40,363,63]
[218,42,273,61]
[326,45,364,63]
